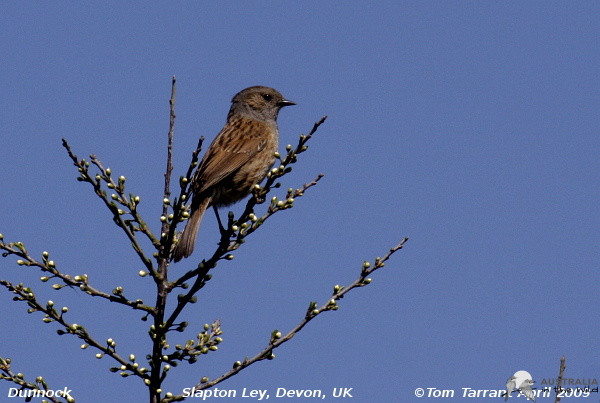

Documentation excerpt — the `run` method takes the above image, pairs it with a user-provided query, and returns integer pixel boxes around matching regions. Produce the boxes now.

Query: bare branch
[554,355,566,403]
[0,279,149,381]
[62,140,157,276]
[165,238,409,400]
[0,241,152,312]
[0,356,69,403]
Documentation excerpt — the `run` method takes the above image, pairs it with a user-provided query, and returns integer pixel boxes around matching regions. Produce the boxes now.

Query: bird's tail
[172,197,210,262]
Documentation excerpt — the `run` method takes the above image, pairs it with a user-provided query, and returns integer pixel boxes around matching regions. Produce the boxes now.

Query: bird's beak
[278,99,296,107]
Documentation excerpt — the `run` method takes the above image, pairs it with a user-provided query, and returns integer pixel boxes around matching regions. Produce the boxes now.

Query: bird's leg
[213,205,226,234]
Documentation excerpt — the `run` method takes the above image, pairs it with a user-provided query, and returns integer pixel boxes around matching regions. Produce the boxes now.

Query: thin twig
[0,241,152,312]
[159,76,177,262]
[554,355,566,403]
[164,238,409,401]
[0,357,68,403]
[62,140,156,276]
[0,279,149,380]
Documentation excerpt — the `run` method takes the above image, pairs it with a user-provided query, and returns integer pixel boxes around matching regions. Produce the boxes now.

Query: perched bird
[173,86,295,262]
[503,375,517,401]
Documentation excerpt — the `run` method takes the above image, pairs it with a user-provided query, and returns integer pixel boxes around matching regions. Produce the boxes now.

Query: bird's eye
[262,94,272,101]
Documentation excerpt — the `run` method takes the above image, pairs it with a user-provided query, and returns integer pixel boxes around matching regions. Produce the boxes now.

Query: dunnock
[173,86,295,262]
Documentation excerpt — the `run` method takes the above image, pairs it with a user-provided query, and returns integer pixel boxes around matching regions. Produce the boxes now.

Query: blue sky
[1,2,599,402]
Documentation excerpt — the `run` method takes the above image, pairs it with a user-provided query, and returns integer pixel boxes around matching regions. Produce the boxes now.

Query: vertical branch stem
[150,76,177,403]
[161,76,177,238]
[554,355,566,403]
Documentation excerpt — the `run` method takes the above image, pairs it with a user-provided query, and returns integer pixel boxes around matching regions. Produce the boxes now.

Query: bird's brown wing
[193,120,271,193]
